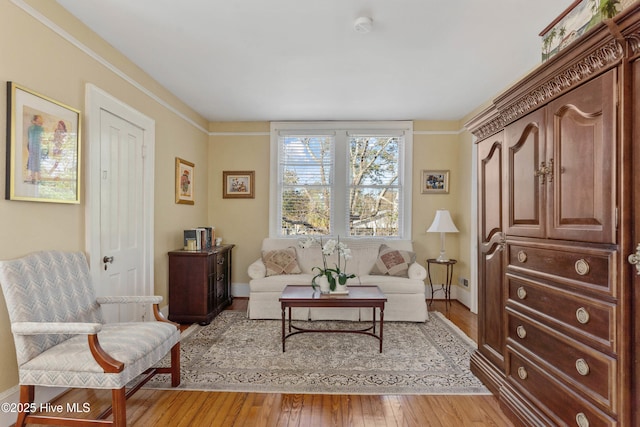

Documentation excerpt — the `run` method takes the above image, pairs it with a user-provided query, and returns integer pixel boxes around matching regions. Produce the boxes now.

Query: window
[270,122,412,239]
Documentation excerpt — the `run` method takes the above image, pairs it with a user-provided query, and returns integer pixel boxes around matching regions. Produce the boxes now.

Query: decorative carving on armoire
[501,40,623,124]
[472,117,506,140]
[468,39,623,140]
[628,32,640,55]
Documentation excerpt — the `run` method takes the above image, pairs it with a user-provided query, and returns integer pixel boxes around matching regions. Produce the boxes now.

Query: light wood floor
[28,299,513,427]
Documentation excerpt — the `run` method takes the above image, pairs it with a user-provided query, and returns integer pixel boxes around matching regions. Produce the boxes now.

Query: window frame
[270,121,413,239]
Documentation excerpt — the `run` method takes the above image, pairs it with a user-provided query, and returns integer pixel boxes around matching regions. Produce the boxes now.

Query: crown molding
[11,0,208,134]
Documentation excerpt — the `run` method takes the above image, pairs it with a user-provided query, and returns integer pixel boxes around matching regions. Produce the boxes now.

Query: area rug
[143,311,490,395]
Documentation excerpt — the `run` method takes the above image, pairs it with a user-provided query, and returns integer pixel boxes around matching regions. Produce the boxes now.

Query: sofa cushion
[262,247,302,276]
[370,244,416,277]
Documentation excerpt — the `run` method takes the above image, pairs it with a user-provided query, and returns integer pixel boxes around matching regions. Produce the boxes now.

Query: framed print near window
[6,82,81,203]
[175,157,195,205]
[223,171,254,199]
[421,170,449,194]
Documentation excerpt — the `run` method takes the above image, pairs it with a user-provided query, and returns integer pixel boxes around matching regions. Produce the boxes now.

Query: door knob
[629,244,640,275]
[103,256,114,270]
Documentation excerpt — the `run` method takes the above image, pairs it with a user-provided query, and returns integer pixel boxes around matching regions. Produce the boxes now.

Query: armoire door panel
[477,132,506,370]
[547,70,617,244]
[478,133,503,243]
[505,108,546,238]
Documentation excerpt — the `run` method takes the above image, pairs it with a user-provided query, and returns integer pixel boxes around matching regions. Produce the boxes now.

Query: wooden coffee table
[279,285,387,353]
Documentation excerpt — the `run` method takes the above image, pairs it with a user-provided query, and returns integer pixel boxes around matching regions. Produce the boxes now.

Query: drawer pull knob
[516,325,527,339]
[517,251,527,263]
[575,358,590,376]
[516,287,527,299]
[517,366,528,380]
[576,412,589,427]
[575,259,590,275]
[576,307,590,324]
[217,257,225,264]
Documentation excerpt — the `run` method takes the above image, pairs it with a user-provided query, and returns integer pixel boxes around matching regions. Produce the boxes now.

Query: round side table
[426,258,457,305]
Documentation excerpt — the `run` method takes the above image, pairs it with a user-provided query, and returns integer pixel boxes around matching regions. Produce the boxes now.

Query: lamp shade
[427,209,459,233]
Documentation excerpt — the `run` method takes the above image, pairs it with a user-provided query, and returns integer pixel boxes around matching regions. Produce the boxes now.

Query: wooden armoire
[465,5,640,426]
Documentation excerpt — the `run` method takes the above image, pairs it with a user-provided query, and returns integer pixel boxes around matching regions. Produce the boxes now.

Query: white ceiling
[56,0,573,122]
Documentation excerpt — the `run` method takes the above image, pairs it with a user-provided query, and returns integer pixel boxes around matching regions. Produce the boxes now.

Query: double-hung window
[270,121,412,239]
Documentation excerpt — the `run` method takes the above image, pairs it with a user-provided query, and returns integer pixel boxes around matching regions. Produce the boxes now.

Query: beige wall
[0,0,209,391]
[208,122,271,288]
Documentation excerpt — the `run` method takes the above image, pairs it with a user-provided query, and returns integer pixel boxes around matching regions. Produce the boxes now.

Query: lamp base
[436,252,450,262]
[436,233,449,262]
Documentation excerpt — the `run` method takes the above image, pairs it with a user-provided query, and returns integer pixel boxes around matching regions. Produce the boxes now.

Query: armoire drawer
[507,349,617,427]
[507,275,616,350]
[507,311,617,411]
[508,243,616,297]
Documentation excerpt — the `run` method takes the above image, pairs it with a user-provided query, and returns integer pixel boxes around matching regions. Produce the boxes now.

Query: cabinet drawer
[508,243,616,297]
[507,349,617,427]
[507,275,616,351]
[507,311,617,411]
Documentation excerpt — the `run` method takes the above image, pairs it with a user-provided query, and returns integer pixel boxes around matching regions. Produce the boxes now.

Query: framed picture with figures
[6,82,81,203]
[176,157,195,205]
[223,170,254,199]
[421,170,449,194]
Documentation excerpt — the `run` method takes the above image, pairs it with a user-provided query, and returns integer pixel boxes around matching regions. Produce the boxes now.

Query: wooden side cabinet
[168,244,234,325]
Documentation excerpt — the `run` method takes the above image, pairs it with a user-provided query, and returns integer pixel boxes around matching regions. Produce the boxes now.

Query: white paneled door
[86,84,155,325]
[99,110,145,323]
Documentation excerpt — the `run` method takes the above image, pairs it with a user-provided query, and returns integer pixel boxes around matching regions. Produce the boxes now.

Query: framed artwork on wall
[175,157,195,205]
[6,82,81,203]
[223,171,255,199]
[421,170,449,194]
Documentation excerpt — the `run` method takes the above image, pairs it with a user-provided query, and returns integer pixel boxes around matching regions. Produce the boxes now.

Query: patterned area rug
[144,310,490,395]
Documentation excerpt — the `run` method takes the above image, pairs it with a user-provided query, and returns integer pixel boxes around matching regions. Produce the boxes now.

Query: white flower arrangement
[298,236,355,291]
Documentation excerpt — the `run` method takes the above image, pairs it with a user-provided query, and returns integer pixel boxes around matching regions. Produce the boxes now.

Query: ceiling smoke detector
[354,16,373,33]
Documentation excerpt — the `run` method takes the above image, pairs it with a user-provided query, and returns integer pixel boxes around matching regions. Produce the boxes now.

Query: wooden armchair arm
[88,334,124,373]
[11,322,124,373]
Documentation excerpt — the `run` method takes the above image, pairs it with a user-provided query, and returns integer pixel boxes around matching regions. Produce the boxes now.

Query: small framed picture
[421,170,449,194]
[6,82,81,203]
[175,157,195,205]
[223,171,254,199]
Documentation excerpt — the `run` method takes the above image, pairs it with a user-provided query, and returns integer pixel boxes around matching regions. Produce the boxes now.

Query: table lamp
[427,209,459,262]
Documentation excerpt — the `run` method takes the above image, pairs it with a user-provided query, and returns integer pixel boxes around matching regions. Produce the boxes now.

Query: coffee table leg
[372,307,376,334]
[281,304,286,352]
[379,306,384,353]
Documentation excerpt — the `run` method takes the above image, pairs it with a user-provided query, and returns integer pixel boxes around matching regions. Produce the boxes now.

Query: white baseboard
[453,285,471,309]
[232,282,249,298]
[0,385,68,427]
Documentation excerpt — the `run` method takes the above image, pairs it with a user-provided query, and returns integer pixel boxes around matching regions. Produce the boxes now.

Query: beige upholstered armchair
[0,251,181,427]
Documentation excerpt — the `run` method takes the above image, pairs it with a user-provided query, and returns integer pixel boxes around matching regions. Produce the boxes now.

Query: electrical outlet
[459,278,469,287]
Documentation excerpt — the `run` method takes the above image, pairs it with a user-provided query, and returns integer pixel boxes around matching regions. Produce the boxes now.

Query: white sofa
[247,238,428,322]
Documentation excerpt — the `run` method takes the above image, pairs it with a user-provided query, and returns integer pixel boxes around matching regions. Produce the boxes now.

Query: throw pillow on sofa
[370,244,416,277]
[262,247,302,276]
